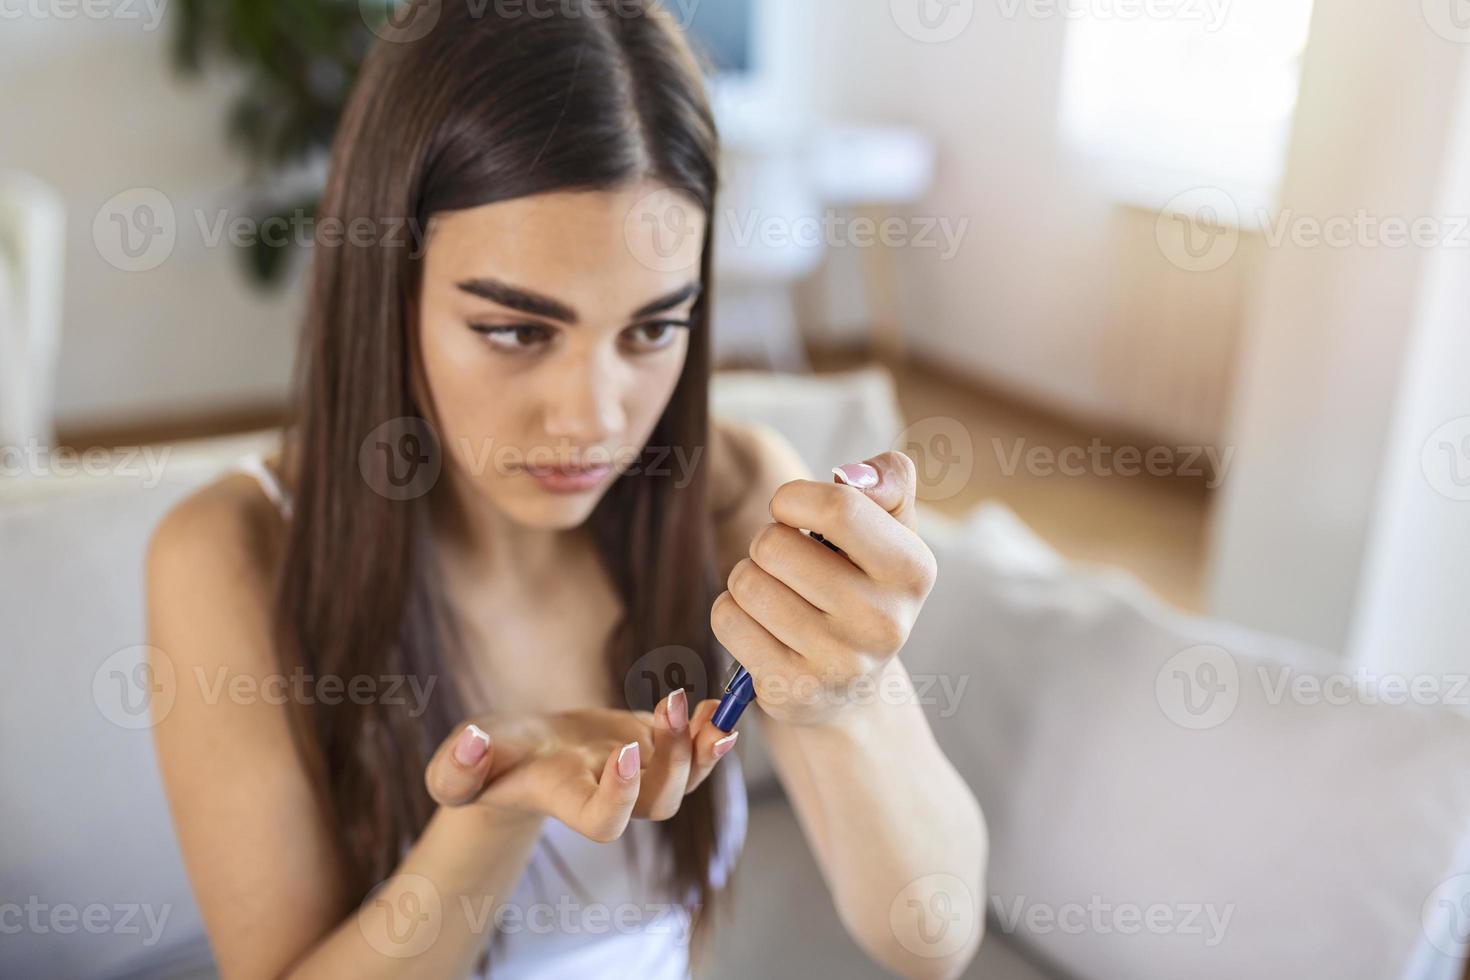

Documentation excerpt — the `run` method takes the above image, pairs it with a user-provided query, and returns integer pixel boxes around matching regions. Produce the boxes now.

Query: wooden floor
[818,355,1214,611]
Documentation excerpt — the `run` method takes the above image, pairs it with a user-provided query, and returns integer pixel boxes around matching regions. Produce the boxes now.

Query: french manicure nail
[833,463,879,489]
[712,732,739,758]
[617,741,641,779]
[454,724,491,766]
[666,689,689,731]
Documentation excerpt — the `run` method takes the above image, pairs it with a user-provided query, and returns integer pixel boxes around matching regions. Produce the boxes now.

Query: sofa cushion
[907,503,1470,980]
[0,471,222,978]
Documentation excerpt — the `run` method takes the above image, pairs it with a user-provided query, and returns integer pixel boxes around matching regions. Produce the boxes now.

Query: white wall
[0,14,302,431]
[800,0,1253,447]
[804,0,1117,422]
[1205,0,1468,652]
[1349,50,1470,678]
[4,2,1249,445]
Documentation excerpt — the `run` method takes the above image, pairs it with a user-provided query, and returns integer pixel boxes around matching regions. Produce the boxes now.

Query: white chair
[0,171,66,452]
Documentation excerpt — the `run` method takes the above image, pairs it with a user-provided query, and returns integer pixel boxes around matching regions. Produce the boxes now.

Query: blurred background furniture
[691,0,939,370]
[0,171,65,451]
[4,370,1468,980]
[709,121,937,371]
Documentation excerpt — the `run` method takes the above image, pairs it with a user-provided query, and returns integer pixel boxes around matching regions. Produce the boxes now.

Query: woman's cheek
[420,328,516,478]
[630,343,689,442]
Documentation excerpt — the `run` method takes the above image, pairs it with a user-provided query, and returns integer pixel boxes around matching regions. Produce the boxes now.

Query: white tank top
[234,453,747,978]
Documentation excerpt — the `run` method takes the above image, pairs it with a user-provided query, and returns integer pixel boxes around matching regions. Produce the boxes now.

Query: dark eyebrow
[454,278,702,325]
[630,281,703,320]
[455,278,580,324]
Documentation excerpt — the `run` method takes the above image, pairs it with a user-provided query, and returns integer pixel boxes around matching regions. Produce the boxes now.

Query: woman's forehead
[423,183,707,313]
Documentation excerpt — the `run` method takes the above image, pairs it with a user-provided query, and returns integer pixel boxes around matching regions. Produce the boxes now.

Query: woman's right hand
[423,690,737,842]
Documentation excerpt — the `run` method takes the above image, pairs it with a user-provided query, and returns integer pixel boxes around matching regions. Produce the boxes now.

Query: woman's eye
[622,320,689,352]
[472,323,553,352]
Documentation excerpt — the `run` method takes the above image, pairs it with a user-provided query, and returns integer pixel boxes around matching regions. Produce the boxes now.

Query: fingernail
[454,724,490,766]
[833,463,879,489]
[617,741,641,779]
[666,689,689,731]
[712,732,739,758]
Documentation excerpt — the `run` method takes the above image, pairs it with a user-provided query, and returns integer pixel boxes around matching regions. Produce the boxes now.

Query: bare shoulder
[708,417,810,577]
[146,471,286,670]
[145,471,346,974]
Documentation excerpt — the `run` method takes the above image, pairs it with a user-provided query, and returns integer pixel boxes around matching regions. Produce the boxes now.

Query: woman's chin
[497,488,606,531]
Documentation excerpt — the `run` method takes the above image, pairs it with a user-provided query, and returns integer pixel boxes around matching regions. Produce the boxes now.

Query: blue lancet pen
[712,528,844,732]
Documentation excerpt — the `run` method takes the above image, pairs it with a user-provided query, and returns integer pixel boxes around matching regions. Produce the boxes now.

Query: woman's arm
[756,665,987,980]
[710,419,988,980]
[147,481,545,979]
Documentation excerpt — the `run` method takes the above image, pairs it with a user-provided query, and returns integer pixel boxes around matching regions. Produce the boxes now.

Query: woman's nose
[540,351,625,444]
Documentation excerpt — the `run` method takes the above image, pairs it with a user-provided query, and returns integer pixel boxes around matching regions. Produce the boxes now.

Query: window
[1058,0,1316,220]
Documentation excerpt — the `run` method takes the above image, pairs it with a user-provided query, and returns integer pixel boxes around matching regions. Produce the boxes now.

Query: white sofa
[4,369,1470,980]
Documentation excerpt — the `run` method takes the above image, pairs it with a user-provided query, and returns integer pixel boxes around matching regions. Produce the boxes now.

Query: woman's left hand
[711,450,937,726]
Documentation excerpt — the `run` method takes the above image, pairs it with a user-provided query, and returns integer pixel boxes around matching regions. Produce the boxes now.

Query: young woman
[146,2,986,977]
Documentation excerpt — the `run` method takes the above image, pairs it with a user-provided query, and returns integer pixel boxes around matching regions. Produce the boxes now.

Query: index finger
[768,479,927,583]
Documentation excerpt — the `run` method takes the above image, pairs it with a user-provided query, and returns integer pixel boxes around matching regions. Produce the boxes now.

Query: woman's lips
[522,462,612,494]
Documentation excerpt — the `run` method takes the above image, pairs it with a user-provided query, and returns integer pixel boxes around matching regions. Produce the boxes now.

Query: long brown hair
[274,0,726,949]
